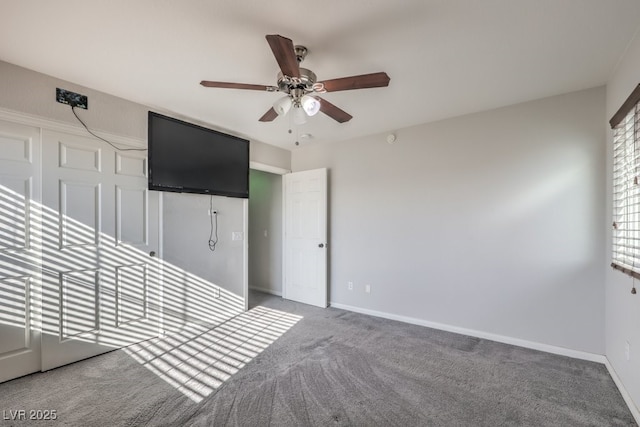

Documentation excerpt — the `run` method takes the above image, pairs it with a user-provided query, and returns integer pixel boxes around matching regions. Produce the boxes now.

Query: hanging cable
[71,106,147,152]
[208,195,218,252]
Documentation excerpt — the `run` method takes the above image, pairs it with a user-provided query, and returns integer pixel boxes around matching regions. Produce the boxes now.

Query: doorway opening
[248,169,283,308]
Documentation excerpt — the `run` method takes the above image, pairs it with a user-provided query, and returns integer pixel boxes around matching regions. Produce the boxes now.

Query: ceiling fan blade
[259,107,279,122]
[315,97,353,123]
[319,72,390,92]
[265,34,300,78]
[200,81,275,91]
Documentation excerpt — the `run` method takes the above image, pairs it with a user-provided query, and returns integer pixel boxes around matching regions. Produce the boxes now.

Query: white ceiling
[1,0,640,150]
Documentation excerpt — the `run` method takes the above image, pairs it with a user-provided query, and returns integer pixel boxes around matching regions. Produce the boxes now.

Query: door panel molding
[0,276,32,356]
[59,181,101,248]
[59,269,100,341]
[0,175,32,251]
[0,132,31,163]
[115,263,148,326]
[58,141,102,172]
[115,153,147,178]
[115,186,147,245]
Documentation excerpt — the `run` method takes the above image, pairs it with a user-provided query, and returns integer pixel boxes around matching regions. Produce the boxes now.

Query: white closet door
[0,120,42,383]
[40,130,159,371]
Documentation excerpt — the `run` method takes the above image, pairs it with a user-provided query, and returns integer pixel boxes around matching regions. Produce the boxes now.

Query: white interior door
[0,120,42,383]
[283,168,327,307]
[40,130,159,371]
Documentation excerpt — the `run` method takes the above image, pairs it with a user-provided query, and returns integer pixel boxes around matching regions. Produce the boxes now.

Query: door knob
[318,243,324,248]
[149,251,156,257]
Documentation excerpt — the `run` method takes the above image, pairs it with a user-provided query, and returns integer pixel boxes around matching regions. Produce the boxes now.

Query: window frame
[611,83,640,279]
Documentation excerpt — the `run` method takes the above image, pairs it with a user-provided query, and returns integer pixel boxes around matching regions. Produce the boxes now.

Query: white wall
[293,87,606,354]
[605,30,640,411]
[248,169,283,295]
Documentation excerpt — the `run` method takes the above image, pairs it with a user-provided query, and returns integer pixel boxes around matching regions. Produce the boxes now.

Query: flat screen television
[148,112,249,198]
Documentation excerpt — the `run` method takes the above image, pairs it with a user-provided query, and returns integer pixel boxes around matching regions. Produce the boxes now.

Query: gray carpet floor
[0,291,636,426]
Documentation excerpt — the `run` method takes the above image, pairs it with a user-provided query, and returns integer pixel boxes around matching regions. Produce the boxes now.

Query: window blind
[612,99,640,278]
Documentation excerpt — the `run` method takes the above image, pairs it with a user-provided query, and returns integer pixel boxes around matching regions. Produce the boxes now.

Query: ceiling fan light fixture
[273,96,292,116]
[293,105,308,124]
[301,95,321,116]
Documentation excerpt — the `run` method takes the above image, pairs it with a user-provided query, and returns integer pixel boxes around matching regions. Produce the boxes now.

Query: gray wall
[162,192,246,327]
[0,61,148,139]
[605,30,640,412]
[163,193,245,294]
[292,87,606,354]
[250,141,290,172]
[248,169,283,295]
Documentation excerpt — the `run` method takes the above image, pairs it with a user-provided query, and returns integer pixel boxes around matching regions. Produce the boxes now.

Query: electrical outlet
[56,88,88,109]
[365,284,371,293]
[348,281,353,291]
[625,341,631,361]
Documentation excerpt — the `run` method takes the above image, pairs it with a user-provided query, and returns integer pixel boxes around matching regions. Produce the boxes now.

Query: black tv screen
[148,112,249,198]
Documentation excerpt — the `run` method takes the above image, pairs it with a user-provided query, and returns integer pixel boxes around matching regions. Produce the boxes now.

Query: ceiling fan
[200,34,390,124]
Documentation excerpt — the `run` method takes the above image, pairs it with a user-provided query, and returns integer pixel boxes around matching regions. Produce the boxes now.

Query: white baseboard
[329,302,605,363]
[604,359,640,424]
[249,286,282,297]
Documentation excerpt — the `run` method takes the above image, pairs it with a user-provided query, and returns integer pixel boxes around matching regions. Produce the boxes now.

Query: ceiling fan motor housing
[277,68,317,95]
